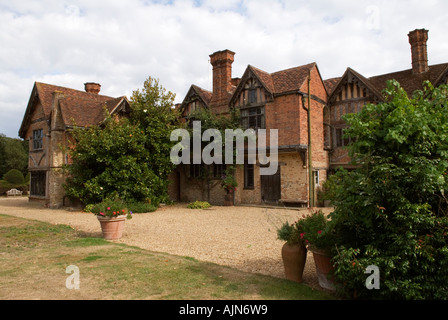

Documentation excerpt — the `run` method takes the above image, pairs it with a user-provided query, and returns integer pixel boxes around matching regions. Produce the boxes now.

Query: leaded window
[33,129,43,150]
[241,107,265,130]
[30,171,46,197]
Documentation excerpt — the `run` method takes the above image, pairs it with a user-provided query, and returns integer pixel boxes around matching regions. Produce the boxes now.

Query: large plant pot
[224,193,233,206]
[97,215,127,240]
[311,249,336,291]
[281,243,307,283]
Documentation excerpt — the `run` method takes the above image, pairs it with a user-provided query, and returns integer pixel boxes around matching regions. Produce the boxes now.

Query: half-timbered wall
[182,99,205,117]
[329,74,377,167]
[233,77,270,109]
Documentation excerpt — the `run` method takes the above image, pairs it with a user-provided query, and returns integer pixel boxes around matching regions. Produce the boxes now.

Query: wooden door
[261,166,281,203]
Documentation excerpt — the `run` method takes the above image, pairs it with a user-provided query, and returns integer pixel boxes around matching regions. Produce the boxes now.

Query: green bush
[327,80,448,300]
[187,201,211,209]
[276,221,305,246]
[85,199,157,215]
[126,201,157,213]
[3,169,25,185]
[64,76,179,206]
[0,180,12,195]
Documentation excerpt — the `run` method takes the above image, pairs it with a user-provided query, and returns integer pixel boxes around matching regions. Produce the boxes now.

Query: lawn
[0,214,335,301]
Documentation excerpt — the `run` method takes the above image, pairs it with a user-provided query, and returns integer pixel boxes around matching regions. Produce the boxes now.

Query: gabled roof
[323,77,342,96]
[180,84,212,112]
[368,63,448,95]
[59,95,129,127]
[19,82,129,138]
[327,63,448,103]
[230,62,318,106]
[271,62,317,94]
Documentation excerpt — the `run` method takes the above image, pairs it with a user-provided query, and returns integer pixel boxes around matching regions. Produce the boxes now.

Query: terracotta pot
[97,215,127,240]
[224,193,233,206]
[311,249,336,291]
[281,243,307,283]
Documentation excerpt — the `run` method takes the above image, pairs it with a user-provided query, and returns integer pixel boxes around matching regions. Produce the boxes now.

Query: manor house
[169,28,448,206]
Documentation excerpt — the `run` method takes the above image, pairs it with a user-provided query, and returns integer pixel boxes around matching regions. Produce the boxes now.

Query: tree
[0,134,28,177]
[64,76,179,206]
[327,80,448,299]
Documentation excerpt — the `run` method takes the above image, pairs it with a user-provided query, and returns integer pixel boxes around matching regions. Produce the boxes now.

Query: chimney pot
[408,29,429,74]
[84,82,101,94]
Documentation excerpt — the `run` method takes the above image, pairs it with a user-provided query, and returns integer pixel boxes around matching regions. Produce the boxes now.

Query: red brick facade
[173,28,448,207]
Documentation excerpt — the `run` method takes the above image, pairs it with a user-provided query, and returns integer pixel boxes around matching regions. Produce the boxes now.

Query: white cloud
[0,0,447,138]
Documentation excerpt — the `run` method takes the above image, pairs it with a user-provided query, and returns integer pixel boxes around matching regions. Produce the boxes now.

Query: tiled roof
[368,63,448,96]
[35,82,116,120]
[271,62,316,94]
[191,85,212,106]
[323,77,342,96]
[19,82,127,137]
[59,95,125,127]
[326,63,448,101]
[249,65,275,93]
[248,63,316,95]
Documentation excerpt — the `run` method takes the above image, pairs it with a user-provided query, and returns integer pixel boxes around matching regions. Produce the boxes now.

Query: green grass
[0,214,335,300]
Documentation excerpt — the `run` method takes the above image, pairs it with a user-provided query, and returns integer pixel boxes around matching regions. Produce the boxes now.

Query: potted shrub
[297,210,336,290]
[277,221,307,283]
[88,198,133,240]
[221,167,237,206]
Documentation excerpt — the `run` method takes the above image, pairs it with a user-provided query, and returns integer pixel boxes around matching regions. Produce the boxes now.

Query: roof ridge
[270,62,316,76]
[35,81,115,99]
[191,84,212,94]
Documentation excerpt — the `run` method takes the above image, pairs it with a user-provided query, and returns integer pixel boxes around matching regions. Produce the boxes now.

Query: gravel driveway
[0,197,333,290]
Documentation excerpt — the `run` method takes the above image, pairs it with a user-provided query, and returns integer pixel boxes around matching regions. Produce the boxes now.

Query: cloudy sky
[0,0,447,138]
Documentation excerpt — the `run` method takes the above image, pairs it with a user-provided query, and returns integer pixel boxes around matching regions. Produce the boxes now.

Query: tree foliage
[327,80,448,299]
[0,134,28,177]
[64,76,179,206]
[3,169,25,185]
[183,107,240,201]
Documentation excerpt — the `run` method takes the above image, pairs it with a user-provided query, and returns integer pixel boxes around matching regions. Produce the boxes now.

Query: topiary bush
[3,169,25,185]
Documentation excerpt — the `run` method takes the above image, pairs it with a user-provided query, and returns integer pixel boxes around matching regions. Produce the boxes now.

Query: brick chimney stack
[84,82,101,94]
[408,29,429,74]
[209,49,235,114]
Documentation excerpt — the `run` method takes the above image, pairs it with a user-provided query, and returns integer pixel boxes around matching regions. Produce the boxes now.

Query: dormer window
[248,87,257,104]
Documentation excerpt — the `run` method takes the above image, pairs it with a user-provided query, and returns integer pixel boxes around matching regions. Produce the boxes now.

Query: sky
[0,0,447,138]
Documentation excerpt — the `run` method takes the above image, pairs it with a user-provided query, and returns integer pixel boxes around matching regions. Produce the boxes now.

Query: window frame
[30,171,46,197]
[32,129,43,150]
[241,106,265,130]
[244,162,255,189]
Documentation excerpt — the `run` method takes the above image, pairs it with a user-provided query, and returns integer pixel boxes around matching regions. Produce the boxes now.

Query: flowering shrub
[221,167,238,194]
[88,198,132,219]
[297,210,336,252]
[276,221,306,246]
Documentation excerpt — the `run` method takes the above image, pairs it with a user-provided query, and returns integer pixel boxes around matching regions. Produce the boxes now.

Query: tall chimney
[84,82,101,94]
[209,49,235,113]
[408,29,429,74]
